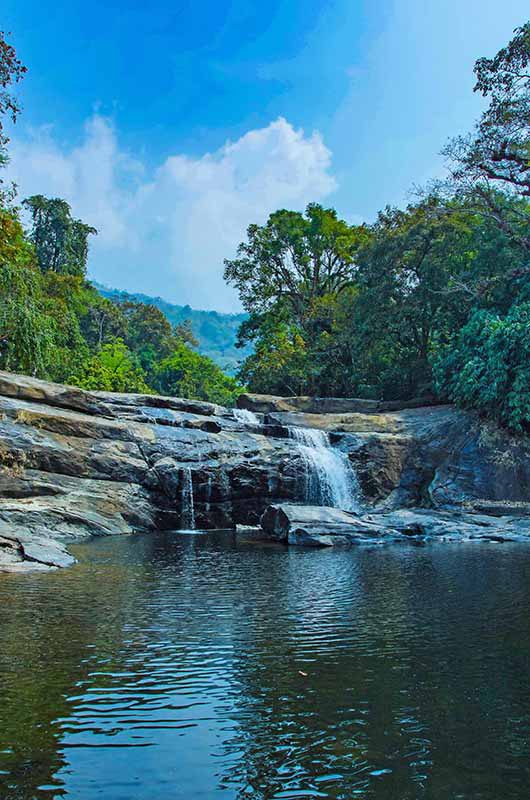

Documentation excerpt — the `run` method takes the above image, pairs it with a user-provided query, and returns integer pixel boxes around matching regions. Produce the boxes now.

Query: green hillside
[94,283,251,375]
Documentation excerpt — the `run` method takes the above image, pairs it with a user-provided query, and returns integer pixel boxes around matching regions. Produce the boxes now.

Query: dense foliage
[96,284,251,375]
[224,23,530,430]
[153,342,242,406]
[434,304,530,432]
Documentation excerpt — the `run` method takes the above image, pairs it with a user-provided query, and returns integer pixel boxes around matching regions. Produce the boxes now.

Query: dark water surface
[1,532,530,800]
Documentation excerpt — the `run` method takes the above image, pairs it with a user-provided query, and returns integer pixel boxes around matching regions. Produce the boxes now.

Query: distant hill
[94,283,251,375]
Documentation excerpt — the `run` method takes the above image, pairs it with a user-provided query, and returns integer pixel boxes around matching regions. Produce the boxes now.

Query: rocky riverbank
[249,504,530,547]
[0,372,529,571]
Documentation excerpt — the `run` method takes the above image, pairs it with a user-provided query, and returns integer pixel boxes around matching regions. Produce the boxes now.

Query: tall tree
[224,204,367,323]
[23,195,97,276]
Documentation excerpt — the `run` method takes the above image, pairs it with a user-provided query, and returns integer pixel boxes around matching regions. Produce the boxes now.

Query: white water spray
[233,408,260,426]
[180,467,196,530]
[289,427,360,512]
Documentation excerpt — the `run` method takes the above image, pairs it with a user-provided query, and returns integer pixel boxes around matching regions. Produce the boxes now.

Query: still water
[0,532,529,800]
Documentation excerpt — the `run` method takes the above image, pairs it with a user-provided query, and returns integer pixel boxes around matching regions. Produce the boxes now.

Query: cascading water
[289,426,360,512]
[180,467,196,530]
[233,408,260,427]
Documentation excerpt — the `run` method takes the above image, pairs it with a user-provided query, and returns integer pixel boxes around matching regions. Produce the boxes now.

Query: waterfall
[180,467,196,530]
[233,408,260,427]
[288,426,360,512]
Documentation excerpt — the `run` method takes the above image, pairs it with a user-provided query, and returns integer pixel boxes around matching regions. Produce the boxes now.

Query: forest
[95,283,252,376]
[1,23,529,429]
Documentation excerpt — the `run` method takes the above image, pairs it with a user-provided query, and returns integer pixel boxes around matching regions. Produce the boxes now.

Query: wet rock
[0,534,24,568]
[0,526,74,572]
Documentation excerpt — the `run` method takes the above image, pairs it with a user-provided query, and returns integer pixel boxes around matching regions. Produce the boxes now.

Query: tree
[174,318,198,348]
[350,197,500,396]
[79,293,127,349]
[224,204,367,322]
[0,31,27,204]
[153,342,242,406]
[119,301,176,372]
[443,22,530,254]
[0,30,27,154]
[434,303,530,432]
[237,319,310,396]
[23,195,97,276]
[0,206,34,268]
[0,208,55,376]
[225,204,369,397]
[472,22,530,197]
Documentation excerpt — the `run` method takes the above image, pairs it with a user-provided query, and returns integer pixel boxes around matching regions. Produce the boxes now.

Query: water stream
[180,466,196,529]
[233,408,260,426]
[289,426,360,511]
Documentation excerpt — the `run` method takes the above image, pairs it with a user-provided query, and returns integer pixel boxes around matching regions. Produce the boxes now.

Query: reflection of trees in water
[215,546,530,800]
[0,534,165,799]
[2,536,530,800]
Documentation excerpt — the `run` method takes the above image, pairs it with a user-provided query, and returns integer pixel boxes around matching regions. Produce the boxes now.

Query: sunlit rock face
[0,375,529,569]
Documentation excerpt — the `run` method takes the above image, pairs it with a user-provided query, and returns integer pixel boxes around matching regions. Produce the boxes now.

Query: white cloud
[7,116,337,311]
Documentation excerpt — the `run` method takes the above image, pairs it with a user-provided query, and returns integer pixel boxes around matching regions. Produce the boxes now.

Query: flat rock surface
[258,504,530,547]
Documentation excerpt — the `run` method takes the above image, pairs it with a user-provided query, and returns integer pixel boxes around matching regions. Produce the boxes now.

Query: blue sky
[3,0,529,310]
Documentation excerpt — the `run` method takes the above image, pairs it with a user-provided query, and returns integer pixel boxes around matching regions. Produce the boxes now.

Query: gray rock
[0,370,107,416]
[258,504,530,547]
[0,527,73,572]
[260,504,402,546]
[367,508,530,543]
[238,392,442,415]
[0,370,528,568]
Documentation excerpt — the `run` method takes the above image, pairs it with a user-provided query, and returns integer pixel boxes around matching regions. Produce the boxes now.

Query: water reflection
[0,533,529,799]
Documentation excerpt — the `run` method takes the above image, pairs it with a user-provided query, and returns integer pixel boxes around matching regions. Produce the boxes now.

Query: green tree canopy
[69,339,151,394]
[224,203,368,322]
[153,342,242,406]
[434,303,530,432]
[23,195,97,276]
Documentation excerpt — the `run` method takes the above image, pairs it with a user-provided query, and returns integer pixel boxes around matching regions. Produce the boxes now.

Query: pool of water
[0,531,529,799]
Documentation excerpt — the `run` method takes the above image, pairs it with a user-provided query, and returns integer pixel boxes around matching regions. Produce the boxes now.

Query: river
[1,531,529,799]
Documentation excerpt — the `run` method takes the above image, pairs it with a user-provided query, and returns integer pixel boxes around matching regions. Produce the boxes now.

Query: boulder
[259,504,402,546]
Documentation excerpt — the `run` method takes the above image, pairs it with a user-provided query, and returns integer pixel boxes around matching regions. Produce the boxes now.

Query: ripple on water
[0,532,529,799]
